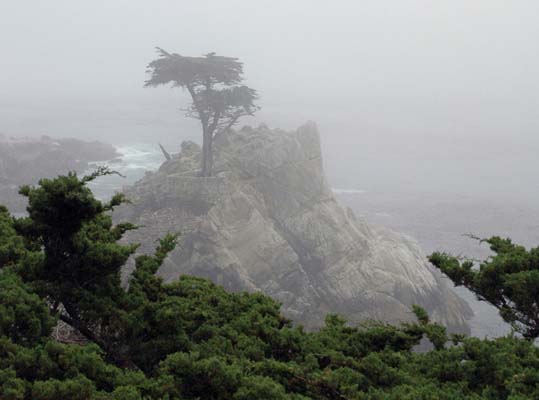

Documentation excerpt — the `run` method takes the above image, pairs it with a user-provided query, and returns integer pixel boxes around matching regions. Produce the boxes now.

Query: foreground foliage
[1,172,539,399]
[430,236,539,340]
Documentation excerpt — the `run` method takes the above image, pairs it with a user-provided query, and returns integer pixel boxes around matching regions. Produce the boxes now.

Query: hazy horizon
[2,1,539,199]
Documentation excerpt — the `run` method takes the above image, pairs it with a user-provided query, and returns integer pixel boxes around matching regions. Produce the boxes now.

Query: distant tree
[145,49,259,176]
[429,236,539,340]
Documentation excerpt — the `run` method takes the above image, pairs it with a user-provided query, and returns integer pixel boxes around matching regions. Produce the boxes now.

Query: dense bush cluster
[1,171,539,399]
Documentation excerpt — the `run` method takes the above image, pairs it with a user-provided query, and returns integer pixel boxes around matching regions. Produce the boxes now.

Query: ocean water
[85,143,164,200]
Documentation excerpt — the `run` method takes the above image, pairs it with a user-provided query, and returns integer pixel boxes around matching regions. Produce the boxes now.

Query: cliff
[116,122,472,332]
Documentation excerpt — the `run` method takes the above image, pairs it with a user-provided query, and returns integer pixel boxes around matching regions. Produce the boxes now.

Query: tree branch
[186,84,208,127]
[208,110,221,137]
[214,113,242,138]
[158,143,171,161]
[58,312,108,350]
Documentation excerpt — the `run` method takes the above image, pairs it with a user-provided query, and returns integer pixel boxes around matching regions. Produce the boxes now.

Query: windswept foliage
[430,236,539,339]
[145,49,259,176]
[1,172,539,398]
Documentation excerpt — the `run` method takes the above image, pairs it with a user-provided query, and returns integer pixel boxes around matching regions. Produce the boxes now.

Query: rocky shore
[0,134,119,213]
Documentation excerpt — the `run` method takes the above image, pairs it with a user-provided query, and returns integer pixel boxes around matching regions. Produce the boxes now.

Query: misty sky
[1,1,539,196]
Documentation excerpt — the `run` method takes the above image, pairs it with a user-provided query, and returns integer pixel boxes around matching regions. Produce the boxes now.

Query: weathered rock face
[0,135,119,213]
[116,123,472,332]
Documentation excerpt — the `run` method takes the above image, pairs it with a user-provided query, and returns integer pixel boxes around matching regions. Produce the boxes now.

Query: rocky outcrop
[0,135,119,213]
[116,123,472,332]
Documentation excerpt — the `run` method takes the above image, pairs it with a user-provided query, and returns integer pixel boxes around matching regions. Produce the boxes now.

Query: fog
[3,1,539,337]
[2,0,539,198]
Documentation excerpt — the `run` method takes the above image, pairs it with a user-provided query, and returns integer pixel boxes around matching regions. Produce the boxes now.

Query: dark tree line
[1,171,539,398]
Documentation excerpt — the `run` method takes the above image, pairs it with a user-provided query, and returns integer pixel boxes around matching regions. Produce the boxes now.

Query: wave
[84,143,165,200]
[331,188,366,194]
[96,143,165,172]
[116,145,160,157]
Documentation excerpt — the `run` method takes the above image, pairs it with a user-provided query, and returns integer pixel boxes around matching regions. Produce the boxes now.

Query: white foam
[332,188,366,194]
[83,143,165,200]
[113,143,163,171]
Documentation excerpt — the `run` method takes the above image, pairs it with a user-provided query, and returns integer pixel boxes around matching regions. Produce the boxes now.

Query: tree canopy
[1,172,539,399]
[145,49,259,176]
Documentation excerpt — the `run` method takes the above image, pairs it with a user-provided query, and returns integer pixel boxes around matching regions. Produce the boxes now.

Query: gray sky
[1,1,539,195]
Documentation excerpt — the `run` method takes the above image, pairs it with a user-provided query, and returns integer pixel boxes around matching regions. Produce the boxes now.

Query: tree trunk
[201,129,211,177]
[207,133,214,176]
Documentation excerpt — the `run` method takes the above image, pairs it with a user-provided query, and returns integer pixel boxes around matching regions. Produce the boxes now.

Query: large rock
[116,123,472,332]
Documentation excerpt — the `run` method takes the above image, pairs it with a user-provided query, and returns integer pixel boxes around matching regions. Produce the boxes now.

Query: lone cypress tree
[145,49,259,176]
